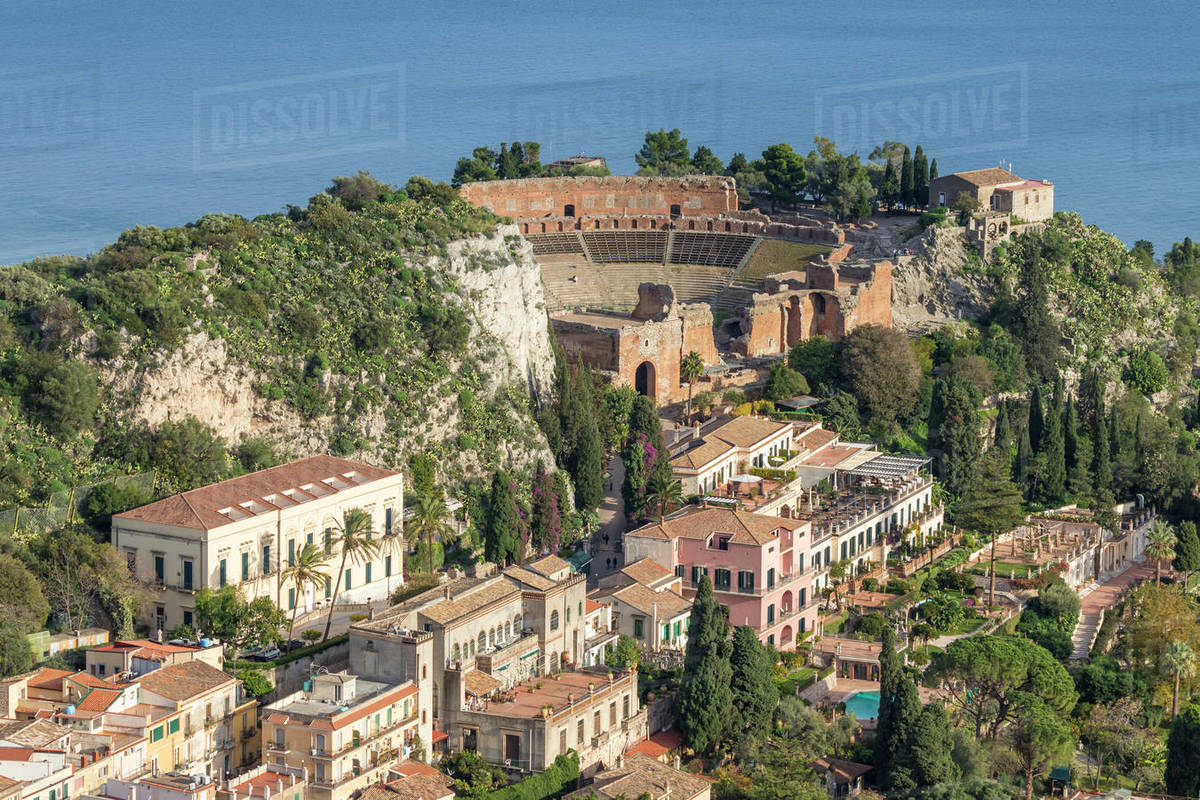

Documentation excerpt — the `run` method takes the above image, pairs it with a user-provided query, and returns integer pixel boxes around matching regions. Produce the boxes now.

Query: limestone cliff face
[890,227,995,334]
[101,224,557,478]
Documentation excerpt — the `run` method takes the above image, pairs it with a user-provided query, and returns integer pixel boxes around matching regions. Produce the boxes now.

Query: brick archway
[635,361,657,401]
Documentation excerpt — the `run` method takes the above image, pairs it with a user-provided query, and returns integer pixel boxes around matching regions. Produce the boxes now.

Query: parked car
[248,646,281,662]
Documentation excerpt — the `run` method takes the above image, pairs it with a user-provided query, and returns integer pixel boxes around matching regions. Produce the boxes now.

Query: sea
[2,0,1198,264]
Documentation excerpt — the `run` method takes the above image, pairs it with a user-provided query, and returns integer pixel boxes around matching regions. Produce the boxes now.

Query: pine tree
[910,702,960,787]
[929,158,938,181]
[484,470,523,565]
[913,145,930,209]
[729,626,778,738]
[570,413,604,511]
[900,146,914,208]
[1029,385,1045,453]
[677,575,733,755]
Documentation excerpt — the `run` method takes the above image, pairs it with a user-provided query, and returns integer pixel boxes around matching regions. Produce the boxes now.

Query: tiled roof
[0,748,38,762]
[812,757,872,783]
[949,167,1021,187]
[68,671,116,689]
[113,455,399,531]
[134,661,233,701]
[503,566,557,592]
[26,669,72,691]
[618,558,674,588]
[670,437,734,471]
[391,760,440,779]
[585,600,603,614]
[795,426,838,452]
[462,671,502,697]
[609,584,692,619]
[420,579,521,626]
[707,416,791,448]
[527,554,571,578]
[0,719,69,748]
[628,507,795,546]
[75,688,121,713]
[387,774,454,800]
[566,753,710,800]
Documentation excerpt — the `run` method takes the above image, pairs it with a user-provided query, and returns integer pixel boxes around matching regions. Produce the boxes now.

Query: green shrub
[1127,348,1169,395]
[236,667,273,697]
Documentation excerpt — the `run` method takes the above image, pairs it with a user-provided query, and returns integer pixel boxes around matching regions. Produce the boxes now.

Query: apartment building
[670,416,795,496]
[580,601,616,668]
[624,508,815,649]
[591,560,692,652]
[566,753,711,800]
[440,667,645,776]
[217,765,307,800]
[86,639,224,679]
[88,774,216,800]
[112,456,405,632]
[261,672,419,800]
[0,748,71,800]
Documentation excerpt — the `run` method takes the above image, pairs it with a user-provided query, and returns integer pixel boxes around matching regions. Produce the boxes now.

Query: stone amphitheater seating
[582,231,668,263]
[669,232,757,267]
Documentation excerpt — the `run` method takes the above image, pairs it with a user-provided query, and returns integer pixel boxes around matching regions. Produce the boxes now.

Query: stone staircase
[1070,611,1102,660]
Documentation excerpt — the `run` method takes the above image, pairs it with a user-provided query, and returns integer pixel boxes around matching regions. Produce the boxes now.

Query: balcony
[309,715,417,759]
[265,741,290,754]
[710,570,806,598]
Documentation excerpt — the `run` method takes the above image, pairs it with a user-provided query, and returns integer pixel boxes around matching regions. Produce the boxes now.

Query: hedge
[748,467,797,482]
[228,633,350,671]
[487,751,578,800]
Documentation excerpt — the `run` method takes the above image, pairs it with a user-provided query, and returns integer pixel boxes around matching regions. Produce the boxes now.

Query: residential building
[591,560,692,652]
[349,556,588,733]
[928,167,1054,222]
[440,667,645,776]
[565,752,710,800]
[623,508,814,649]
[261,672,419,800]
[216,764,307,800]
[87,639,224,679]
[0,748,71,800]
[25,630,109,664]
[811,757,871,800]
[112,456,405,632]
[363,760,453,800]
[580,601,616,669]
[88,775,216,800]
[670,417,795,497]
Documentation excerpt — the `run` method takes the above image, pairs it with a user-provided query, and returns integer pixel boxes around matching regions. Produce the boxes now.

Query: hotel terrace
[112,456,405,633]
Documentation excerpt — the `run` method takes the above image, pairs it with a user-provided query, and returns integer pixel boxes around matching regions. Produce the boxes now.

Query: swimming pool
[844,690,881,720]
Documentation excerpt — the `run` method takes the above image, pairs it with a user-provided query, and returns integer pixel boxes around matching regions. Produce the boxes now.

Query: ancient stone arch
[635,360,657,399]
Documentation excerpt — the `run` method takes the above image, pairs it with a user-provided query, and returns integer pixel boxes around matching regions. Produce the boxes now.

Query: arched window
[451,643,460,662]
[477,632,486,652]
[488,629,495,648]
[550,610,560,631]
[505,622,511,638]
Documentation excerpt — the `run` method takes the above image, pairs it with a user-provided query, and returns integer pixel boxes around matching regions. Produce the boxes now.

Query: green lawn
[823,613,849,635]
[739,239,833,282]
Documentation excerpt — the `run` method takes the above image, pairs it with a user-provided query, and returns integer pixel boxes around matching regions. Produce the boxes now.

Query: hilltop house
[112,456,405,634]
[929,168,1054,222]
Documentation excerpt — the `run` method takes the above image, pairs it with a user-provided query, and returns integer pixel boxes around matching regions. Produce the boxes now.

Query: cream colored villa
[112,456,405,633]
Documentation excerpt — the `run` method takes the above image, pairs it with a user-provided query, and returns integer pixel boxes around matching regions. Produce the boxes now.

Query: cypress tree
[913,145,929,209]
[994,400,1012,452]
[1040,392,1067,502]
[1029,385,1045,453]
[929,158,938,181]
[1175,521,1200,581]
[929,376,982,497]
[875,627,900,775]
[1017,423,1033,495]
[729,625,778,738]
[1094,405,1113,492]
[910,703,960,787]
[1064,395,1080,474]
[677,575,733,755]
[485,470,522,565]
[900,146,914,208]
[1068,433,1094,500]
[570,413,604,511]
[881,160,899,210]
[1166,705,1200,797]
[884,678,922,793]
[621,435,648,522]
[530,461,562,555]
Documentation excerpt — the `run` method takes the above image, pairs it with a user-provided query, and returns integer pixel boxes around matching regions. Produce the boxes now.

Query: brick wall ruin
[459,175,737,221]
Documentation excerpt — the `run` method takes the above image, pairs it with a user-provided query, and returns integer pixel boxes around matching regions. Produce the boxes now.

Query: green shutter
[168,718,180,734]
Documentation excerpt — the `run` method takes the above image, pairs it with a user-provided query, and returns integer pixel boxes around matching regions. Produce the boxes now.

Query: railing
[308,715,417,759]
[266,741,289,754]
[710,570,805,598]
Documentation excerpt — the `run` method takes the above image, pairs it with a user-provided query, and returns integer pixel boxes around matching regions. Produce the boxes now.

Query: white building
[113,456,404,633]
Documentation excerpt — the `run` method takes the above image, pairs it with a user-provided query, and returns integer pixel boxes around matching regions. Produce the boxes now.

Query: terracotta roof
[585,600,603,614]
[609,584,692,619]
[812,757,872,783]
[527,554,571,578]
[462,671,502,697]
[391,760,440,779]
[386,775,454,800]
[421,579,522,626]
[619,558,674,588]
[75,688,122,712]
[799,444,862,469]
[0,777,21,797]
[949,167,1021,187]
[670,437,735,471]
[627,739,669,759]
[134,661,233,701]
[796,426,838,452]
[68,671,116,689]
[113,455,399,531]
[566,753,709,800]
[707,416,791,448]
[0,719,69,748]
[503,566,557,592]
[0,748,38,762]
[628,507,795,546]
[96,639,201,657]
[26,669,72,691]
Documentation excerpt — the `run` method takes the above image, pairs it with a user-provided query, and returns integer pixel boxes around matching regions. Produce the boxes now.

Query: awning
[730,473,762,483]
[845,454,930,480]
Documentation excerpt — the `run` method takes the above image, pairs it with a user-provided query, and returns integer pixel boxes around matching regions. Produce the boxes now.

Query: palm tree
[322,507,380,642]
[644,473,683,524]
[1166,640,1196,720]
[282,543,331,651]
[407,488,455,576]
[680,350,705,424]
[828,559,849,610]
[1147,520,1177,584]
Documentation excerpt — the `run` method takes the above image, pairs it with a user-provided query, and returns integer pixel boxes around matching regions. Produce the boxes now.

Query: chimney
[444,586,451,600]
[155,628,163,643]
[692,420,701,438]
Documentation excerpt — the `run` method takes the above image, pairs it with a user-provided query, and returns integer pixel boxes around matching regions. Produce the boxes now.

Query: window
[797,552,804,573]
[385,507,393,535]
[124,548,136,571]
[691,565,708,585]
[715,568,731,591]
[288,539,295,566]
[623,695,630,719]
[154,555,164,584]
[241,552,250,582]
[288,588,296,610]
[799,588,806,607]
[610,701,617,725]
[662,623,669,642]
[577,719,584,744]
[737,570,754,593]
[674,564,685,579]
[344,568,352,591]
[324,528,332,555]
[478,632,486,652]
[767,604,775,624]
[263,545,270,574]
[183,610,192,627]
[182,560,193,591]
[385,555,392,577]
[593,709,601,735]
[307,531,314,546]
[219,559,227,587]
[150,725,164,743]
[633,619,644,638]
[365,563,372,584]
[767,567,775,589]
[550,610,560,630]
[566,607,570,623]
[169,718,180,735]
[325,576,331,599]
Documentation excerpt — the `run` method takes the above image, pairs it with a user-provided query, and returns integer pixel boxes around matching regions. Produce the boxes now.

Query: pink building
[623,508,816,650]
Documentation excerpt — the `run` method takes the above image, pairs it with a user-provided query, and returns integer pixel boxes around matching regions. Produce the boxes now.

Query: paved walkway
[1070,560,1156,659]
[590,455,626,586]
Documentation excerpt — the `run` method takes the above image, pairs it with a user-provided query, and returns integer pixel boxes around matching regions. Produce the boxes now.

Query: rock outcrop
[890,227,995,333]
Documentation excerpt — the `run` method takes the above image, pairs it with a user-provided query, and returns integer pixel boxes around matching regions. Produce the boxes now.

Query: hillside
[0,175,557,511]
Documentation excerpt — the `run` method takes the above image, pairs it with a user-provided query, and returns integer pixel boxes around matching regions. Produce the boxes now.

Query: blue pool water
[2,1,1199,262]
[844,690,881,720]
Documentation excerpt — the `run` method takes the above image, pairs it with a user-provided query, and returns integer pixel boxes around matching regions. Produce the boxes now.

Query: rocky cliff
[890,226,996,334]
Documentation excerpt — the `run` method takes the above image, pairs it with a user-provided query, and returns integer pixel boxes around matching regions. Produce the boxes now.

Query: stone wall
[518,213,844,245]
[460,175,737,220]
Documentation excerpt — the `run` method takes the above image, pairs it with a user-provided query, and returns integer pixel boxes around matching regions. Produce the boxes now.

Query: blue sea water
[1,0,1198,264]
